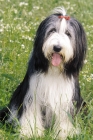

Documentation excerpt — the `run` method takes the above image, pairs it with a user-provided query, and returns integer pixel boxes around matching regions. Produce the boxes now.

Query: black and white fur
[0,7,87,139]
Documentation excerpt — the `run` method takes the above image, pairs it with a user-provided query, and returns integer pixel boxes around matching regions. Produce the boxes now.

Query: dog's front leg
[19,102,44,138]
[53,109,76,139]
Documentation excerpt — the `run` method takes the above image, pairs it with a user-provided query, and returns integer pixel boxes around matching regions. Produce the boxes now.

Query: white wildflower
[90,74,93,79]
[21,44,25,49]
[19,2,28,7]
[84,59,87,64]
[0,29,4,32]
[0,48,2,52]
[28,12,32,16]
[33,6,39,10]
[10,40,14,43]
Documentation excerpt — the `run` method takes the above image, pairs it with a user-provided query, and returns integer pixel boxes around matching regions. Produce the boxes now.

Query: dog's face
[33,8,87,73]
[42,16,75,67]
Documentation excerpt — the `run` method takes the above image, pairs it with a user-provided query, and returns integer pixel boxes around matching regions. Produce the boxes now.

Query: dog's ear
[66,18,87,75]
[73,18,87,69]
[29,19,49,72]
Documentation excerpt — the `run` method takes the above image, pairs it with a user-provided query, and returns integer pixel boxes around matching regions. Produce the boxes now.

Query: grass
[0,0,93,139]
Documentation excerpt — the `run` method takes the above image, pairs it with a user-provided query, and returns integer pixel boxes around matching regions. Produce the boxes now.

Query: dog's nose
[53,45,62,52]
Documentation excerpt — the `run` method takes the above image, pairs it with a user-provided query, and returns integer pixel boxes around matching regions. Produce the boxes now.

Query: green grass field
[0,0,93,139]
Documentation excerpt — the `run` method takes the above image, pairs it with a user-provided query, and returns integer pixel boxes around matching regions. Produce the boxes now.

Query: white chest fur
[25,67,75,112]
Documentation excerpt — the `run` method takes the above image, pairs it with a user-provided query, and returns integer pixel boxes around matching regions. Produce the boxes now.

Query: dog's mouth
[51,53,63,67]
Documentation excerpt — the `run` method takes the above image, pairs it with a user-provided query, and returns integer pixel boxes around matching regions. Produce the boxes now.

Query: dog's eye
[65,30,71,37]
[48,28,56,35]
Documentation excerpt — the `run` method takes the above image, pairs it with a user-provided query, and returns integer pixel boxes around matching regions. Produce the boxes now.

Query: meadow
[0,0,93,139]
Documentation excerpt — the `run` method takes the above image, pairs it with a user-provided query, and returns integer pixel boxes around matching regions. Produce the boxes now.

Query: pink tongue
[51,53,62,66]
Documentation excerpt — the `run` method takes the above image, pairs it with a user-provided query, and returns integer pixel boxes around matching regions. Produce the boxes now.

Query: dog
[0,7,87,139]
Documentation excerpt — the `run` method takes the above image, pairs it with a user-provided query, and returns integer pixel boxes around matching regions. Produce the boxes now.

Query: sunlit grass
[0,0,93,139]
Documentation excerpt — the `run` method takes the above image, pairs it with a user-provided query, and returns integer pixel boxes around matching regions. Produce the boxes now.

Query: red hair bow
[59,16,70,20]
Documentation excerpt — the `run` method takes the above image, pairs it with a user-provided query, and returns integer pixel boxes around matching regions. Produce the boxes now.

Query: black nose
[53,45,62,52]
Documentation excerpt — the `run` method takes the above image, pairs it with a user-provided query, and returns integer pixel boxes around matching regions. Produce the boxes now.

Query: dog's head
[31,7,87,75]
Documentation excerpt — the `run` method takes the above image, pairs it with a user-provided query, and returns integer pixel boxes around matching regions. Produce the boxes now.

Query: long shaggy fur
[0,7,87,139]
